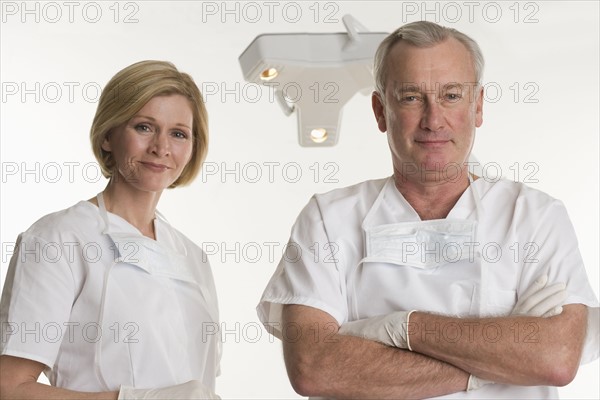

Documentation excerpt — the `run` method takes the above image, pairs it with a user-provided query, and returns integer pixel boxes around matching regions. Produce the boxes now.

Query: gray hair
[374,21,484,94]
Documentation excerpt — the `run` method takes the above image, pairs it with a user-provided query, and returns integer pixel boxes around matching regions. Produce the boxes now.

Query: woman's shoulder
[24,200,103,240]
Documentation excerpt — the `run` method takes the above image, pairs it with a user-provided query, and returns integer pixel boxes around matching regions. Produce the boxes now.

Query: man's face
[373,37,484,184]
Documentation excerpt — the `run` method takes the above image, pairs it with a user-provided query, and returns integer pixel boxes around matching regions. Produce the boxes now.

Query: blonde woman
[0,61,220,399]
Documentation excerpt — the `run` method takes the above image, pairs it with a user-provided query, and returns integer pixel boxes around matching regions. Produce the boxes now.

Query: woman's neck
[100,180,163,239]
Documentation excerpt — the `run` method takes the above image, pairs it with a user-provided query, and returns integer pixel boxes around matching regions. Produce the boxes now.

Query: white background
[1,0,598,398]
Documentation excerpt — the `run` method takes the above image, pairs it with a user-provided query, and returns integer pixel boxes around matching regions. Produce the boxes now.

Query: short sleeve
[257,197,348,339]
[1,233,76,368]
[518,199,599,364]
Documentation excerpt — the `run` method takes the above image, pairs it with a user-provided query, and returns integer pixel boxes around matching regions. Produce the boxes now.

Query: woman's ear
[101,131,112,152]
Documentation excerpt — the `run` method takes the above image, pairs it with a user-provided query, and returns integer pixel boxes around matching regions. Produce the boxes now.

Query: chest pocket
[484,288,517,316]
[349,258,481,319]
[350,217,481,320]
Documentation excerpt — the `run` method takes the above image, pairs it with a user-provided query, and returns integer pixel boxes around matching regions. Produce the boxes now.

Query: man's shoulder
[482,178,560,206]
[294,178,388,228]
[480,178,566,222]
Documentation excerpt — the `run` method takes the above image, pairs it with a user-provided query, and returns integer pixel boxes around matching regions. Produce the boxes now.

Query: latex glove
[468,273,567,391]
[466,375,489,391]
[512,273,567,317]
[337,310,416,349]
[118,380,220,399]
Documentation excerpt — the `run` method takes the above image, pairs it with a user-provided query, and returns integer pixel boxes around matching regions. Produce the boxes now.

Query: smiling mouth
[140,161,171,171]
[415,140,450,146]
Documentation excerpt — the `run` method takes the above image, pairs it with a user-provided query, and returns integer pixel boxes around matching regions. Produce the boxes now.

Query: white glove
[468,273,568,391]
[466,374,489,391]
[337,310,416,349]
[512,273,567,317]
[118,380,220,399]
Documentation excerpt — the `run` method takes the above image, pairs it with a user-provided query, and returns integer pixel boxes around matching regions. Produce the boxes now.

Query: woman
[0,61,220,399]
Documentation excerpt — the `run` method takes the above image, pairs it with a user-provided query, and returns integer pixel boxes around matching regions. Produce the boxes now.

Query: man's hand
[512,273,567,317]
[337,310,416,349]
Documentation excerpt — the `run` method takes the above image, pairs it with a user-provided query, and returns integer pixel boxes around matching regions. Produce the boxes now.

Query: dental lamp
[239,16,387,146]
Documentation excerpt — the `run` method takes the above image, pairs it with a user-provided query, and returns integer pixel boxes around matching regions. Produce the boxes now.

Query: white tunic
[1,199,221,392]
[258,177,599,399]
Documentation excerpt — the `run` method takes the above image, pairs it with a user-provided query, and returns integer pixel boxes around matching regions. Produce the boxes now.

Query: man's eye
[402,95,421,103]
[445,93,462,102]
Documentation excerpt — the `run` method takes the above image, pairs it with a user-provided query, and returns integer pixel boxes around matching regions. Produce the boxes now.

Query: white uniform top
[258,177,599,399]
[1,199,221,392]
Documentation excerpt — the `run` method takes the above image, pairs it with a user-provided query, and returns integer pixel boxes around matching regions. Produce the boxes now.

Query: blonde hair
[90,60,208,188]
[374,21,484,95]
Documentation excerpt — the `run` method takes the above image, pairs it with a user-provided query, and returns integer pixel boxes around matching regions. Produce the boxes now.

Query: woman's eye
[135,124,152,133]
[172,131,188,139]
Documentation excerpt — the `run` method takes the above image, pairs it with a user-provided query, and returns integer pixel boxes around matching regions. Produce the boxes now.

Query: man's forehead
[388,36,469,58]
[386,37,476,82]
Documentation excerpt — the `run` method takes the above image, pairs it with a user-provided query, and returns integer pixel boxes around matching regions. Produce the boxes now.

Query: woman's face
[102,94,194,193]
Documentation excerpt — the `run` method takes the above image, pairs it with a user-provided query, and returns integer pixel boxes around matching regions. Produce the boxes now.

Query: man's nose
[420,100,445,132]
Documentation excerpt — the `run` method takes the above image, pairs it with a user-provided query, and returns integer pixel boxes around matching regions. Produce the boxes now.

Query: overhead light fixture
[310,128,328,144]
[239,15,387,147]
[260,68,278,81]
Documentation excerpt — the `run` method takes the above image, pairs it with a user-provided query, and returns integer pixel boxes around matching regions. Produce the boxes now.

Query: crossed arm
[281,303,587,399]
[408,305,586,386]
[0,355,118,400]
[283,304,469,399]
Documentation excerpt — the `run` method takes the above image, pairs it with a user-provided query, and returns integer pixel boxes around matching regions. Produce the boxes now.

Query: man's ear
[475,86,484,128]
[372,91,387,133]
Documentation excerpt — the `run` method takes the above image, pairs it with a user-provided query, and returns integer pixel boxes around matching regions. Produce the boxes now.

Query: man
[257,21,598,398]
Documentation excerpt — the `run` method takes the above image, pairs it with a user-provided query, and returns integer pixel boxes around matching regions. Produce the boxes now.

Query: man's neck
[392,171,471,220]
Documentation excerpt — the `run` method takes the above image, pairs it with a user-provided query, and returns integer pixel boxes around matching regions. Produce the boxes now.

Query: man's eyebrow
[442,83,465,91]
[398,83,421,92]
[391,84,422,98]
